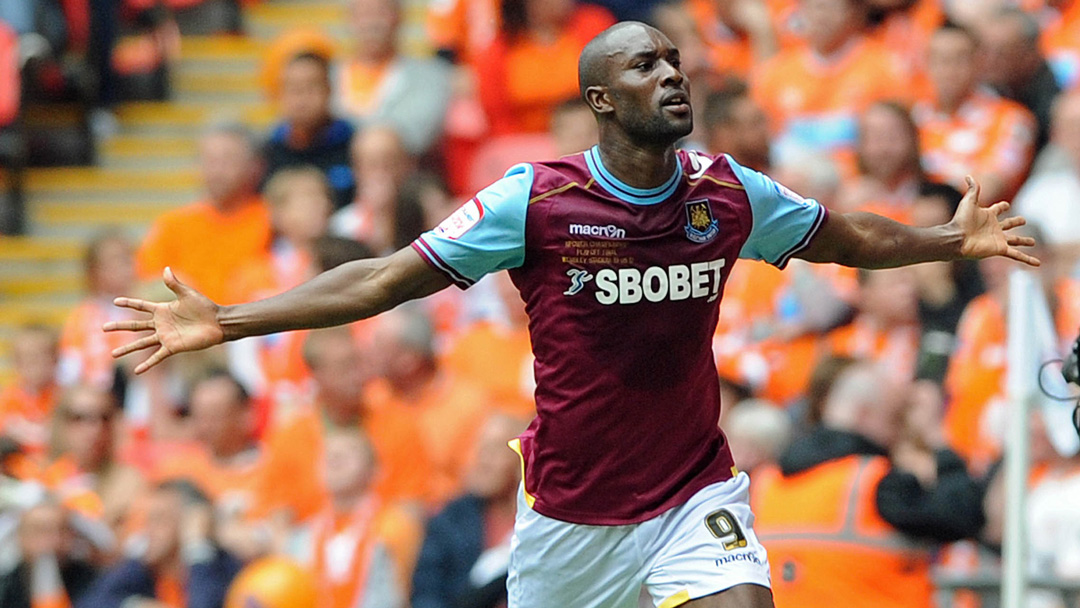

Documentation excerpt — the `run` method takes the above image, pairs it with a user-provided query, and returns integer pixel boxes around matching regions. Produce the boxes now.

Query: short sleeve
[730,155,828,269]
[411,163,532,289]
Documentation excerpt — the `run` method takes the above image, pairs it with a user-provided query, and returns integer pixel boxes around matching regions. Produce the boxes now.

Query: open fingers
[963,175,982,206]
[1007,235,1036,248]
[988,200,1010,217]
[134,346,172,375]
[999,216,1026,231]
[112,335,160,358]
[1005,247,1041,268]
[103,319,155,333]
[113,297,157,314]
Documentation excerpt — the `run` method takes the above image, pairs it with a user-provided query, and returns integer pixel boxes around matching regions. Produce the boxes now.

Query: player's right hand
[104,267,225,374]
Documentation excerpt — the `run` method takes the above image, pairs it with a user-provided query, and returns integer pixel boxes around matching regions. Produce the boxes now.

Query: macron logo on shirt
[569,223,626,239]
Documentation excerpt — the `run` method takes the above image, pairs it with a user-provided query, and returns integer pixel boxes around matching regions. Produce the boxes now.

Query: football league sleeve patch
[729,155,827,270]
[411,163,532,288]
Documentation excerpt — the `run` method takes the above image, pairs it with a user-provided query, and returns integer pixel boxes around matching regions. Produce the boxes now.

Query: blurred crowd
[3,0,1080,606]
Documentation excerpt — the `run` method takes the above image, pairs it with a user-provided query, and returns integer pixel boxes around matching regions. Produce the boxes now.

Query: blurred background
[0,0,1079,607]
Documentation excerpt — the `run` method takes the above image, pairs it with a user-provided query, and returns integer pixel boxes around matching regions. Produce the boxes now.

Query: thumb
[162,267,192,299]
[962,175,982,208]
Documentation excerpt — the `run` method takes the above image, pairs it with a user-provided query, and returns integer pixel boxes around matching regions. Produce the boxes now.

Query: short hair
[302,326,356,370]
[83,228,131,275]
[917,181,964,216]
[383,306,435,360]
[187,368,250,409]
[994,6,1040,46]
[287,51,331,74]
[935,20,980,48]
[702,79,751,130]
[263,166,333,208]
[201,119,259,153]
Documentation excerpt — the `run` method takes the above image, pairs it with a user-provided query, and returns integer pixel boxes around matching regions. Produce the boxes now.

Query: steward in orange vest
[751,427,986,608]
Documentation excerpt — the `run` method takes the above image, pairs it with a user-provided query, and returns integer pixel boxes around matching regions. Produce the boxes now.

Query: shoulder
[516,154,592,207]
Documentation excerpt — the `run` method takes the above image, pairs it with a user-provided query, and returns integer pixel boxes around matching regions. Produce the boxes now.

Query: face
[709,96,771,166]
[1052,94,1080,166]
[594,26,693,146]
[858,105,917,183]
[979,17,1035,90]
[89,237,135,297]
[550,105,599,156]
[280,58,331,131]
[802,0,860,53]
[310,334,367,416]
[63,387,116,470]
[272,174,332,244]
[13,330,57,392]
[351,0,398,61]
[199,133,258,206]
[322,433,375,497]
[861,374,908,449]
[351,127,413,193]
[143,490,182,566]
[525,0,573,29]
[860,267,918,326]
[927,30,979,107]
[465,415,522,499]
[189,377,250,458]
[19,503,68,560]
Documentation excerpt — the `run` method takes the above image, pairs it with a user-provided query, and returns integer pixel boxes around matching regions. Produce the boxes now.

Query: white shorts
[507,473,771,608]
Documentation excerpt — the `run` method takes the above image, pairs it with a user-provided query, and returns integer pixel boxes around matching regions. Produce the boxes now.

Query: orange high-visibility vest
[751,455,934,608]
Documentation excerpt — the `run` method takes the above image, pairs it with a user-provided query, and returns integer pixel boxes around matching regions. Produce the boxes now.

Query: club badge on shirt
[685,199,719,243]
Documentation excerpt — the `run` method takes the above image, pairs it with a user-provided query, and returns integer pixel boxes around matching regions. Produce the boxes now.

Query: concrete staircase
[0,0,437,382]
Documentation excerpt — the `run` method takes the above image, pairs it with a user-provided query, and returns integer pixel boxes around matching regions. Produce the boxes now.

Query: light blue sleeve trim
[413,163,532,286]
[729,155,827,269]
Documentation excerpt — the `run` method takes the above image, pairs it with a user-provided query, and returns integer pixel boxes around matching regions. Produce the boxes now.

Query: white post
[1003,270,1035,608]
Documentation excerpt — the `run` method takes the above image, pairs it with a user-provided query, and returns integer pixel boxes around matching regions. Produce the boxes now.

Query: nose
[659,59,684,88]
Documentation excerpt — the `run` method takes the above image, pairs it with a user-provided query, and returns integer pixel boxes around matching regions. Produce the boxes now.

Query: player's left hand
[952,175,1040,267]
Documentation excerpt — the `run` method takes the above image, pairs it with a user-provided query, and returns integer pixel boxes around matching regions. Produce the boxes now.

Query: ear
[585,86,614,115]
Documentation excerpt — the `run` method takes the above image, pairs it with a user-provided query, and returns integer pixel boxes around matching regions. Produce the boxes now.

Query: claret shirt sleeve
[729,155,828,270]
[411,163,532,289]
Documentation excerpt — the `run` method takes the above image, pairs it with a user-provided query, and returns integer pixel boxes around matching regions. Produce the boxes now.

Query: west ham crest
[685,199,719,243]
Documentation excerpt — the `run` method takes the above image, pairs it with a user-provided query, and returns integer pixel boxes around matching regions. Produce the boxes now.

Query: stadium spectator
[0,20,22,235]
[57,230,139,396]
[153,371,273,560]
[227,167,333,410]
[1013,90,1080,269]
[334,0,451,155]
[549,97,598,157]
[330,125,418,255]
[410,412,525,608]
[720,399,793,476]
[442,271,535,418]
[426,0,499,64]
[751,0,910,167]
[914,23,1037,203]
[825,268,922,381]
[979,7,1061,151]
[224,556,318,608]
[0,326,60,455]
[1039,0,1080,90]
[836,101,922,222]
[0,499,98,608]
[261,327,432,523]
[683,0,780,79]
[76,480,243,608]
[943,226,1080,472]
[702,81,772,173]
[263,52,357,210]
[366,308,492,505]
[408,172,457,232]
[46,385,144,537]
[136,123,271,305]
[909,183,984,384]
[474,0,615,135]
[752,361,986,608]
[863,0,943,76]
[299,428,418,608]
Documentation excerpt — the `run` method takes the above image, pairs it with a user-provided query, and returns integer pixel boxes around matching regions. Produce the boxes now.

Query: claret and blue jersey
[411,146,827,526]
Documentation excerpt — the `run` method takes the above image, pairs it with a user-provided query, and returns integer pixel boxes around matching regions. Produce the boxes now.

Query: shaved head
[578,21,662,97]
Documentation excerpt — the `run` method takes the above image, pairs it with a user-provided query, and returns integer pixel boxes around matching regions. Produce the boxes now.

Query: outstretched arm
[796,177,1039,269]
[105,248,450,374]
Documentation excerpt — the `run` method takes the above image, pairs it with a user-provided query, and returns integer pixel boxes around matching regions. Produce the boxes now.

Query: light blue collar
[585,146,682,205]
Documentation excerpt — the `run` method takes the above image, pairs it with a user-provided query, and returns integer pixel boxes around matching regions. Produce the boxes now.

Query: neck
[936,89,971,115]
[211,440,250,463]
[323,402,362,428]
[595,136,679,190]
[390,364,436,400]
[213,193,249,213]
[331,487,368,513]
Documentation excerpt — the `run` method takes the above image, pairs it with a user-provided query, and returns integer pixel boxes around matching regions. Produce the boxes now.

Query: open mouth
[661,92,690,114]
